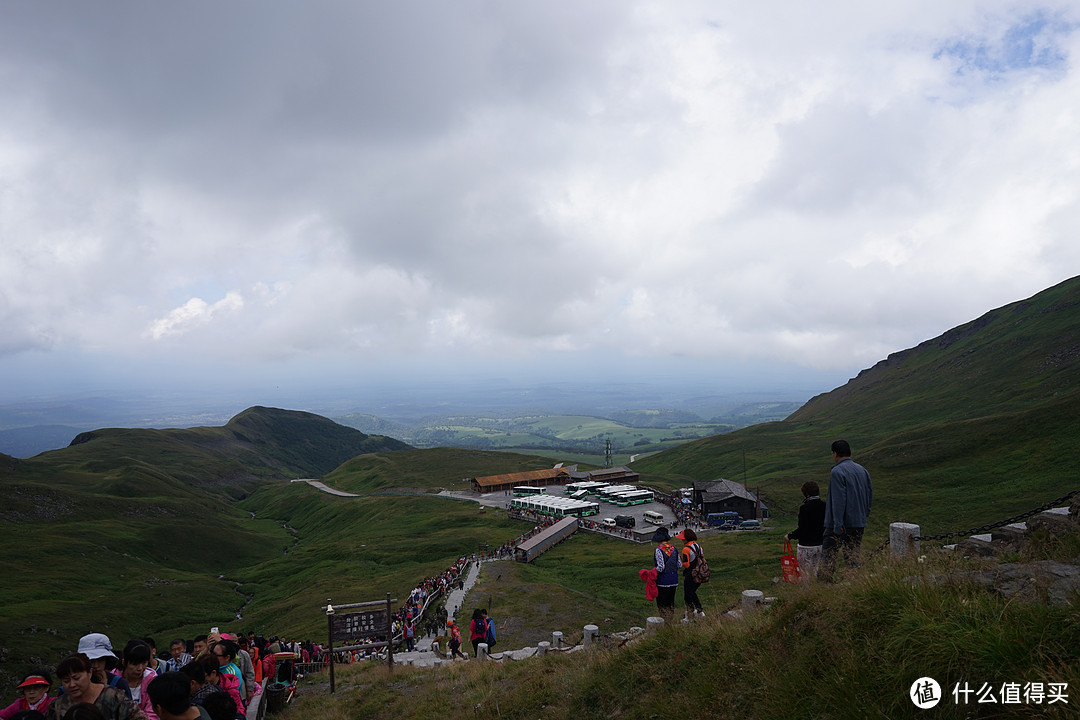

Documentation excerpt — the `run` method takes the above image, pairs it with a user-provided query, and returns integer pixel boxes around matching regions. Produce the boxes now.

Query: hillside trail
[407,559,484,654]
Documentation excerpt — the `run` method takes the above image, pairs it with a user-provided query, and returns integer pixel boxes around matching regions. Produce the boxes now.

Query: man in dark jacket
[820,440,873,581]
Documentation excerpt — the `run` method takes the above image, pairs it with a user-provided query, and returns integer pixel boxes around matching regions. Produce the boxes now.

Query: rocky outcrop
[918,507,1080,607]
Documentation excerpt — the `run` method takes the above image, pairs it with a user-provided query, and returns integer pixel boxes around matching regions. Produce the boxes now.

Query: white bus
[612,489,654,506]
[513,486,547,497]
[643,510,665,525]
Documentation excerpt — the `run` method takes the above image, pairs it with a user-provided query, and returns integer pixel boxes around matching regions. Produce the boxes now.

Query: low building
[585,466,639,484]
[693,478,770,521]
[515,517,579,562]
[468,466,573,494]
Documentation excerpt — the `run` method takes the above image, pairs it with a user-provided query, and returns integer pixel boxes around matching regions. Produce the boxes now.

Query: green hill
[43,405,412,495]
[0,407,411,685]
[634,275,1080,535]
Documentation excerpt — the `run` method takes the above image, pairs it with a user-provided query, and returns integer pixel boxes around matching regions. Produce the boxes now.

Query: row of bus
[508,494,600,518]
[513,483,654,507]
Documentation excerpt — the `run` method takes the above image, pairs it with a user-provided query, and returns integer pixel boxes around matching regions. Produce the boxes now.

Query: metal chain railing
[864,489,1078,559]
[913,489,1079,542]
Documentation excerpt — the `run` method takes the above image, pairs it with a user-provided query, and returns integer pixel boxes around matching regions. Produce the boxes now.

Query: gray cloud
[1,0,1079,399]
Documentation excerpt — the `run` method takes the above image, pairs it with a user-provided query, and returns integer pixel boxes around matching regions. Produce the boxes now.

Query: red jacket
[639,568,658,601]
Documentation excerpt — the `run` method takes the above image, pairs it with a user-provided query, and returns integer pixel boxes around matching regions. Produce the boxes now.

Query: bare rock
[992,561,1080,607]
[990,525,1025,550]
[1026,512,1079,536]
[911,561,1080,607]
[955,538,1003,558]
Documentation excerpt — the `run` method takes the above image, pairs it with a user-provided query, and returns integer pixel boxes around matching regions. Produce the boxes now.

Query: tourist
[221,638,253,705]
[193,659,240,718]
[162,641,190,675]
[651,527,680,620]
[676,529,705,619]
[480,610,496,650]
[785,481,826,581]
[0,671,53,719]
[176,664,223,708]
[139,641,162,677]
[145,673,208,720]
[446,621,465,660]
[47,654,146,720]
[820,440,873,581]
[189,638,208,662]
[114,641,159,720]
[468,609,486,657]
[75,635,131,698]
[208,643,243,705]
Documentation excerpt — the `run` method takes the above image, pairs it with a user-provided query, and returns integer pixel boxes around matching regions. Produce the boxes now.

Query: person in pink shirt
[114,640,160,720]
[0,671,53,719]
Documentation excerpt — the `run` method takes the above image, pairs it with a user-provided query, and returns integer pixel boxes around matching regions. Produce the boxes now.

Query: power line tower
[605,439,613,468]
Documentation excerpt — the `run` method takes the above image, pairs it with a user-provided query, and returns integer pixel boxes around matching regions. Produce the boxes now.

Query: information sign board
[331,610,386,641]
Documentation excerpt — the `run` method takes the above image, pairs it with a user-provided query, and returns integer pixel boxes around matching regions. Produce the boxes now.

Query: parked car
[615,515,636,528]
[738,519,761,530]
[602,517,617,527]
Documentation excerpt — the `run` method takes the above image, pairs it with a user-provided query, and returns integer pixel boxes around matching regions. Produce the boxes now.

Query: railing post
[326,599,336,694]
[741,590,763,612]
[646,616,664,634]
[583,624,598,648]
[890,522,921,559]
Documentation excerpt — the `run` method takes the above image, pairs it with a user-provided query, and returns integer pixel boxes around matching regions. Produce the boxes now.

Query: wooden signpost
[322,593,397,693]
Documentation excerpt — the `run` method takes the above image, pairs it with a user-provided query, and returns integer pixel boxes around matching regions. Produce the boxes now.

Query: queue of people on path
[1,627,304,720]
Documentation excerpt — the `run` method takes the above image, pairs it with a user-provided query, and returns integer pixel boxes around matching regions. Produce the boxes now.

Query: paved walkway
[290,479,361,497]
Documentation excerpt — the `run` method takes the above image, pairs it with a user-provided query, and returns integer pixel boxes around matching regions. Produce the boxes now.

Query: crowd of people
[655,491,701,529]
[577,518,634,539]
[0,629,317,720]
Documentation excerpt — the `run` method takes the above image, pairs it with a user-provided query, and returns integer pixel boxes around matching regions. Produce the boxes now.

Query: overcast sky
[2,1,1079,408]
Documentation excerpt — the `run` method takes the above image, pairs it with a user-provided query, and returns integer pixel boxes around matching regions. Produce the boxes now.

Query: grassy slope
[0,406,408,684]
[320,448,571,494]
[635,276,1080,538]
[280,541,1080,720]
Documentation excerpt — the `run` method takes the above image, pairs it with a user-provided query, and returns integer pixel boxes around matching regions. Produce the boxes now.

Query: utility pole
[605,439,613,468]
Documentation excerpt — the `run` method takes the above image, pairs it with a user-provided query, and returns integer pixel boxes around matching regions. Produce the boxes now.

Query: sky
[2,1,1079,412]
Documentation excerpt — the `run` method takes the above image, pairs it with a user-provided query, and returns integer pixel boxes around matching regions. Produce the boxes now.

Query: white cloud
[149,292,244,340]
[1,0,1079,395]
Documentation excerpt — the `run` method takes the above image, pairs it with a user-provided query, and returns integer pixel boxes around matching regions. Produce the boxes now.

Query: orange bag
[781,539,802,583]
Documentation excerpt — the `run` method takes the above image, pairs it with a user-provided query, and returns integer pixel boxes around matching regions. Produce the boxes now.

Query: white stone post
[537,641,549,657]
[583,624,599,648]
[890,522,921,559]
[552,631,563,649]
[646,616,664,634]
[478,642,489,660]
[741,590,763,612]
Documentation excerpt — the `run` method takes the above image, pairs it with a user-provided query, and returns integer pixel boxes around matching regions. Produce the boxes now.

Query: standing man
[820,440,873,581]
